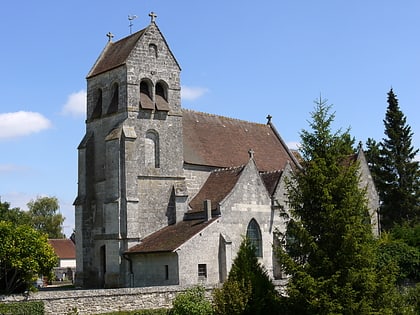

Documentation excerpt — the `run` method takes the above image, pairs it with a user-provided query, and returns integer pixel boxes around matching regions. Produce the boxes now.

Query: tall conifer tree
[278,98,398,314]
[366,89,419,230]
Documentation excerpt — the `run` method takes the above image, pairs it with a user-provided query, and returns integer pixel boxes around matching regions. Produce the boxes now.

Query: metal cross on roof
[248,149,255,159]
[106,32,114,42]
[149,12,157,23]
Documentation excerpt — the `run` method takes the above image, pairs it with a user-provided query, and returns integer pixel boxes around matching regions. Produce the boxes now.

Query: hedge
[0,301,44,315]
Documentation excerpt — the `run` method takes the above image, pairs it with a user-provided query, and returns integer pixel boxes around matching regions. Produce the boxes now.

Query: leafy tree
[27,196,65,238]
[277,98,400,314]
[0,221,57,294]
[213,238,280,315]
[366,89,419,230]
[0,201,31,226]
[377,233,419,283]
[170,286,213,315]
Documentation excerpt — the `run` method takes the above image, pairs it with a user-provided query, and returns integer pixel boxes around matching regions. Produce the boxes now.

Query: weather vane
[128,15,138,34]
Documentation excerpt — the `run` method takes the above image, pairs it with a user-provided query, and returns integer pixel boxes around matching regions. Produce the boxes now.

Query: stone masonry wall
[0,286,214,315]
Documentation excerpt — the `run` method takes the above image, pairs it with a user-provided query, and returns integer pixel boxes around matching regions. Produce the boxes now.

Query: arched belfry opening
[107,83,119,114]
[91,88,103,120]
[140,80,154,110]
[155,81,169,111]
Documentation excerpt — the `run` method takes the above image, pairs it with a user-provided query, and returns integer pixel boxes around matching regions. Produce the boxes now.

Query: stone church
[74,13,379,289]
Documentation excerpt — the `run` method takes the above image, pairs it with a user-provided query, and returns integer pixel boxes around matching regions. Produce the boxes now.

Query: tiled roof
[126,219,217,254]
[261,170,283,196]
[189,166,244,212]
[48,239,76,259]
[182,109,297,172]
[87,29,147,78]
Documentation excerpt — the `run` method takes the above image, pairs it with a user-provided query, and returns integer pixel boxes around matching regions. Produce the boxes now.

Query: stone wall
[0,285,213,315]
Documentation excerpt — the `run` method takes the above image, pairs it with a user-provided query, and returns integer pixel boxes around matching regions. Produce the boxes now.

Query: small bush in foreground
[169,285,213,315]
[0,301,44,315]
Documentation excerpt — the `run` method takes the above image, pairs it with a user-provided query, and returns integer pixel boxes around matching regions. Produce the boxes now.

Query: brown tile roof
[125,219,217,254]
[261,170,283,196]
[189,166,244,212]
[48,239,76,259]
[182,109,297,172]
[87,29,147,78]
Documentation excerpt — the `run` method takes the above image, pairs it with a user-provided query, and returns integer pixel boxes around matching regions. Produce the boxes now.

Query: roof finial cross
[149,11,157,23]
[248,148,255,159]
[106,32,114,42]
[266,114,272,124]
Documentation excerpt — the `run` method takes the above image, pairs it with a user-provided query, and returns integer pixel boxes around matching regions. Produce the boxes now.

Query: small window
[145,130,160,168]
[164,265,169,280]
[149,43,158,58]
[246,219,262,257]
[198,264,207,279]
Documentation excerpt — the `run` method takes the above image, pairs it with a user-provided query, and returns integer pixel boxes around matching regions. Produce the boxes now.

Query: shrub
[0,301,44,315]
[169,286,213,315]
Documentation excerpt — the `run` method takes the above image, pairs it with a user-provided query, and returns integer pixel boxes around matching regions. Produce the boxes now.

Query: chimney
[204,200,212,221]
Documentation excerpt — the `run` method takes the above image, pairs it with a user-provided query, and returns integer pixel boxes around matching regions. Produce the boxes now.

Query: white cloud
[287,141,301,150]
[0,164,27,173]
[181,86,209,101]
[0,111,52,140]
[61,90,86,117]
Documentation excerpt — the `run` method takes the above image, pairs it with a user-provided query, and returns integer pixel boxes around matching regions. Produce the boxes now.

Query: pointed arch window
[246,219,262,257]
[155,81,170,111]
[140,80,154,110]
[91,88,102,119]
[145,130,160,168]
[107,83,119,114]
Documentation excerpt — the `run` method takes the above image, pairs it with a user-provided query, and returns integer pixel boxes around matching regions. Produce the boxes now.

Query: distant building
[74,13,379,289]
[48,239,76,281]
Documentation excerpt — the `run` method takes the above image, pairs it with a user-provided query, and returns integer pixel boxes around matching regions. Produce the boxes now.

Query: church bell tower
[75,12,184,288]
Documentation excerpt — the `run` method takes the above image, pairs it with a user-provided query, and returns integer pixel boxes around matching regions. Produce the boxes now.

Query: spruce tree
[366,89,419,230]
[277,98,399,314]
[213,238,280,315]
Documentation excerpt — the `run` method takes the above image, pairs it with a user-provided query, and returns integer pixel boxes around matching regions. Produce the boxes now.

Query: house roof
[189,166,244,212]
[182,109,297,172]
[48,239,76,259]
[125,219,217,254]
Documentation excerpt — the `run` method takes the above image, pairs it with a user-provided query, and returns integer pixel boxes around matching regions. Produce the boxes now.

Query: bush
[169,286,213,315]
[0,301,44,315]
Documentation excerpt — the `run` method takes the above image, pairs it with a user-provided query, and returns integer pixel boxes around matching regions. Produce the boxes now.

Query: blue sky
[1,1,419,237]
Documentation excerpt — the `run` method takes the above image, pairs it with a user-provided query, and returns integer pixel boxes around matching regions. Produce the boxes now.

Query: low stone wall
[1,281,287,314]
[1,285,214,315]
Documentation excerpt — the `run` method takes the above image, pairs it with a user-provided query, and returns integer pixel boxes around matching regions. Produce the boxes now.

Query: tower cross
[106,32,114,42]
[149,11,157,23]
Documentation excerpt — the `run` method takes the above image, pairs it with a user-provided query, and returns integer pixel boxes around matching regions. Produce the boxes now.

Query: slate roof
[87,29,146,78]
[126,219,217,254]
[182,109,298,172]
[260,170,283,196]
[48,239,76,259]
[189,166,244,212]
